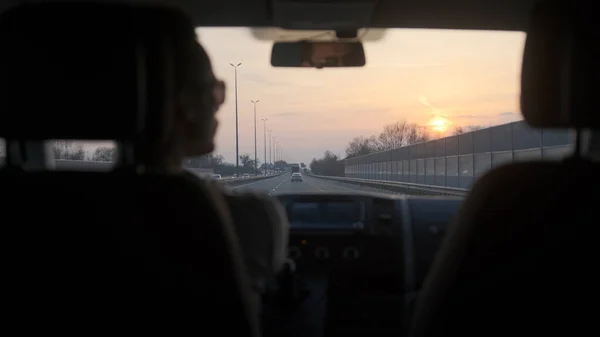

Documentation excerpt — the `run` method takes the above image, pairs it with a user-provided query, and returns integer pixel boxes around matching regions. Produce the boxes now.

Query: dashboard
[266,193,464,337]
[277,194,396,268]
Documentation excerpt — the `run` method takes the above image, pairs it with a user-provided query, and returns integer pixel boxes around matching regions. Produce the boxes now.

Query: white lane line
[303,177,325,192]
[232,178,279,189]
[272,180,287,192]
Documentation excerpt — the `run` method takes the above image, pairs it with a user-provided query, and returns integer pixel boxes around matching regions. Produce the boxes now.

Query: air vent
[373,198,395,235]
[373,198,395,220]
[314,247,330,259]
[288,246,302,259]
[342,246,360,260]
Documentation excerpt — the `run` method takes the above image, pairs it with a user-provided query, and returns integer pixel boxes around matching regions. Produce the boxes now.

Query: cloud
[240,73,290,86]
[336,106,393,116]
[418,95,444,115]
[418,95,433,108]
[284,100,312,108]
[367,63,447,68]
[273,112,301,117]
[450,114,494,119]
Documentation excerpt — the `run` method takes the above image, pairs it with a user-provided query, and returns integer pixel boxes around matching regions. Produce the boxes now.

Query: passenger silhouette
[135,15,289,313]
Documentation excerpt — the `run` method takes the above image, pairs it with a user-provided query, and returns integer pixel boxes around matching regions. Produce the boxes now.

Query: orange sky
[199,28,525,164]
[75,28,525,164]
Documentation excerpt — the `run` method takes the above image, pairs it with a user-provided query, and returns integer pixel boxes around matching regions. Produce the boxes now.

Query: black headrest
[521,1,598,128]
[0,2,191,141]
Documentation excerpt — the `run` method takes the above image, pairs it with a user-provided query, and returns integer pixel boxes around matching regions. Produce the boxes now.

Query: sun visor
[521,1,598,129]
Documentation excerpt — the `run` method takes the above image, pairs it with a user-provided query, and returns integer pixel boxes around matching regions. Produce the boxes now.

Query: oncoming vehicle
[291,172,302,182]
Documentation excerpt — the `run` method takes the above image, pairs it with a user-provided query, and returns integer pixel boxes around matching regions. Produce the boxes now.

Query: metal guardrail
[217,175,281,186]
[306,173,469,197]
[51,159,280,186]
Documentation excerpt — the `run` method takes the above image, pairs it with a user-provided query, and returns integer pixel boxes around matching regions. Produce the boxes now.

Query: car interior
[0,1,595,337]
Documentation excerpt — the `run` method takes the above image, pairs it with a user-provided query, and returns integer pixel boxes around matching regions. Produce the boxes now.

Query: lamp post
[262,119,268,175]
[251,100,259,175]
[230,62,242,174]
[279,146,283,163]
[276,143,281,163]
[273,138,277,168]
[268,130,272,174]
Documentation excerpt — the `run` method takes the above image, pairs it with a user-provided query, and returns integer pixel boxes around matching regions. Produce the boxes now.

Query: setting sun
[428,117,450,133]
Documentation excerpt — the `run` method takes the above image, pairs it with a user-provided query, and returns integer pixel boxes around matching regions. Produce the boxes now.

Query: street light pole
[261,119,267,175]
[230,62,242,174]
[268,130,272,174]
[277,144,281,163]
[251,100,259,175]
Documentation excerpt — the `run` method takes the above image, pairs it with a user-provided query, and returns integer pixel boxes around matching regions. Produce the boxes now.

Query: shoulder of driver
[184,172,289,278]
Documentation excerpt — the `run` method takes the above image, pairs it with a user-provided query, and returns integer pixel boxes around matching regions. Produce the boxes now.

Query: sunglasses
[213,79,225,106]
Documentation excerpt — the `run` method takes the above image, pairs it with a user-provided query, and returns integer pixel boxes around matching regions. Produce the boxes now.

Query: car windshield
[3,28,572,195]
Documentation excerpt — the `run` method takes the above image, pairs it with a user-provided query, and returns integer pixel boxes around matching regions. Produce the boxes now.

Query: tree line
[51,141,283,176]
[46,121,485,177]
[310,119,484,176]
[53,141,115,161]
[191,153,288,176]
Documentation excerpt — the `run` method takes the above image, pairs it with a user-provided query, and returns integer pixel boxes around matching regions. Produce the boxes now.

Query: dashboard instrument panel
[269,192,463,336]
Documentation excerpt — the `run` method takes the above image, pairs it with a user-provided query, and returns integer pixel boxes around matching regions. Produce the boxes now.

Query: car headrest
[521,1,598,128]
[0,2,189,141]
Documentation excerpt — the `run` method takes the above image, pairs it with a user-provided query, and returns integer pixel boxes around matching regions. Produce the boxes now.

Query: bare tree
[377,120,430,151]
[345,135,378,158]
[452,124,485,136]
[239,154,251,167]
[207,154,224,167]
[310,150,344,176]
[91,147,116,162]
[404,125,430,145]
[239,153,259,173]
[53,140,85,160]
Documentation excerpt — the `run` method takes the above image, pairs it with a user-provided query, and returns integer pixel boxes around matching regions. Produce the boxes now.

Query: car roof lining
[0,0,536,32]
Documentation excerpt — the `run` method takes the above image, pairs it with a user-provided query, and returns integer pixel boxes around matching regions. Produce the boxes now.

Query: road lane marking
[272,180,287,192]
[232,178,280,189]
[303,177,324,192]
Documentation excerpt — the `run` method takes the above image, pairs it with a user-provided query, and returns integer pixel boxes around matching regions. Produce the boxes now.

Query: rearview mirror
[271,41,366,68]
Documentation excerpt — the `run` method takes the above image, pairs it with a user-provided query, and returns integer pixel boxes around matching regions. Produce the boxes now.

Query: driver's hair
[134,9,214,169]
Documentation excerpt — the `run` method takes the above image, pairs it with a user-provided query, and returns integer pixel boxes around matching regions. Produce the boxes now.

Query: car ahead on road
[291,173,303,182]
[211,174,222,180]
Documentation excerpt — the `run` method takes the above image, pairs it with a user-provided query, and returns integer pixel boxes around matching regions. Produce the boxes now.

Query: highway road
[230,174,401,196]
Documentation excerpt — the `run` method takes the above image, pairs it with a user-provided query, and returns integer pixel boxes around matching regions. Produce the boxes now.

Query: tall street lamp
[268,130,272,174]
[230,62,242,174]
[262,118,268,175]
[251,100,259,175]
[279,146,283,163]
[273,138,277,167]
[277,143,281,163]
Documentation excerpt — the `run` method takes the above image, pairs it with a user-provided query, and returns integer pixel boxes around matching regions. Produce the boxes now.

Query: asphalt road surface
[230,174,401,196]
